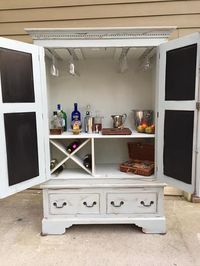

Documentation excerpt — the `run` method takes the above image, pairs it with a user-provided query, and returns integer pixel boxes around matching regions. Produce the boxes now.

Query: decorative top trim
[25,27,176,40]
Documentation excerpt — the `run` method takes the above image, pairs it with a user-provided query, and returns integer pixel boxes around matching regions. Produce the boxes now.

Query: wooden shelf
[50,132,154,177]
[94,164,155,179]
[51,164,155,180]
[49,130,155,139]
[51,168,92,179]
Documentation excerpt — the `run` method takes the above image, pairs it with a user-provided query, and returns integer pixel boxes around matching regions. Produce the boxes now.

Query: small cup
[94,116,103,133]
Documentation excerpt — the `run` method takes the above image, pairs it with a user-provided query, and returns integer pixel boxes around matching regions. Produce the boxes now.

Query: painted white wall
[46,56,155,130]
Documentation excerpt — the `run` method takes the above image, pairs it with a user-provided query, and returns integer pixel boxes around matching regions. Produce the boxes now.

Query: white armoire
[0,27,199,235]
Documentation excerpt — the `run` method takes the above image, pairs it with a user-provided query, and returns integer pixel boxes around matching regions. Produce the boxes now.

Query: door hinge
[157,112,159,118]
[196,102,200,111]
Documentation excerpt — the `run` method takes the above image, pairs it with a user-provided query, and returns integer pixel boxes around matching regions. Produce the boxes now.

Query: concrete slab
[0,190,200,266]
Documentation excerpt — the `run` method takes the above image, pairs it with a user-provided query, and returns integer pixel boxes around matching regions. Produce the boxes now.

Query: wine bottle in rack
[66,140,80,153]
[50,158,58,170]
[83,154,92,169]
[54,165,64,176]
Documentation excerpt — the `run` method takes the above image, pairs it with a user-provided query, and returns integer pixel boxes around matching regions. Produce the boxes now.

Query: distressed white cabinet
[0,27,199,235]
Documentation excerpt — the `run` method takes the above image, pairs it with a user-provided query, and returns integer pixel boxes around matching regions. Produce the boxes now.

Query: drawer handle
[53,202,67,208]
[140,200,154,207]
[111,201,124,207]
[83,201,97,208]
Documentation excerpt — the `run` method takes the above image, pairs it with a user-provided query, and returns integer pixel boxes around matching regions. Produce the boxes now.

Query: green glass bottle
[57,104,67,131]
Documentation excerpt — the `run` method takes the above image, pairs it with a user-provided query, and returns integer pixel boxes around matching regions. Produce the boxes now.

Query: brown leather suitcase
[120,142,154,176]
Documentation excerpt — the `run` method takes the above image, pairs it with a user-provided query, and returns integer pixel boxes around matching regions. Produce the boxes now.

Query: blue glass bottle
[71,103,81,129]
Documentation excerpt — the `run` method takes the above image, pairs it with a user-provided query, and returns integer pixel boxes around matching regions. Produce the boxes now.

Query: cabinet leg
[42,219,72,235]
[134,217,166,234]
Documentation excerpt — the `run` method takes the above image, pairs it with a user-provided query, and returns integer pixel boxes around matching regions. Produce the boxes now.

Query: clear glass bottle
[51,111,62,129]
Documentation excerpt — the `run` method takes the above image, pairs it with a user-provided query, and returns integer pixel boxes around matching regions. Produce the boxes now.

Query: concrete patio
[0,190,200,266]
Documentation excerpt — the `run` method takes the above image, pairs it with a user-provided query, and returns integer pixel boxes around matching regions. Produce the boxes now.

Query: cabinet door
[157,33,200,195]
[0,37,50,198]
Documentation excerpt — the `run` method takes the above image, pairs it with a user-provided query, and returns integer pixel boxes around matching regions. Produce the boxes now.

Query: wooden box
[120,142,154,176]
[128,142,154,161]
[50,128,63,135]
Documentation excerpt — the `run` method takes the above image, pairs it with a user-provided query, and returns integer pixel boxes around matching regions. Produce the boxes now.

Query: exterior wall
[0,0,200,43]
[0,1,193,196]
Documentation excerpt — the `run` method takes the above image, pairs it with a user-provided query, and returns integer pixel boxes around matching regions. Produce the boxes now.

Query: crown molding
[25,27,176,41]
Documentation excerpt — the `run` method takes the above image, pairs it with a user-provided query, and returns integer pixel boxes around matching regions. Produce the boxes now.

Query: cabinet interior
[45,46,156,178]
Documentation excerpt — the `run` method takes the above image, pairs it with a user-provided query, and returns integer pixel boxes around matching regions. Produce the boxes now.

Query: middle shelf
[50,136,155,179]
[50,164,155,180]
[49,130,155,139]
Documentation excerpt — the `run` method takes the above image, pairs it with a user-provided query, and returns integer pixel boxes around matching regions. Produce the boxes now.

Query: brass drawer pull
[111,201,124,207]
[83,201,97,208]
[53,202,67,208]
[140,200,154,207]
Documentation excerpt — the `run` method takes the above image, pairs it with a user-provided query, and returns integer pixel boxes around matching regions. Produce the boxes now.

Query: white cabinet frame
[0,38,50,198]
[1,27,200,200]
[156,33,200,195]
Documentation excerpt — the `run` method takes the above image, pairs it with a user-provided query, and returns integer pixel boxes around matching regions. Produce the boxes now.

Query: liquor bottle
[83,154,92,169]
[66,140,80,153]
[51,111,62,128]
[71,103,81,129]
[57,104,67,131]
[84,105,92,133]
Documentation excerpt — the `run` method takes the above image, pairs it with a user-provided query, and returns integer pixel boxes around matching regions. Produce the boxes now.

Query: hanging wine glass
[142,57,151,72]
[119,54,128,73]
[118,48,129,73]
[68,53,80,76]
[50,55,59,77]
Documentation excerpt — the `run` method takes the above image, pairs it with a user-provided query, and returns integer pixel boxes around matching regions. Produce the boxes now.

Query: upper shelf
[49,130,155,139]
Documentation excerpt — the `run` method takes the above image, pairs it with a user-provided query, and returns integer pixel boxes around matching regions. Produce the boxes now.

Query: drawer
[107,193,157,214]
[49,193,100,215]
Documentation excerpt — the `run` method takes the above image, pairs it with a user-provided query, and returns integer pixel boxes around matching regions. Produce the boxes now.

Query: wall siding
[0,1,196,197]
[0,1,199,42]
[1,2,200,23]
[0,0,187,9]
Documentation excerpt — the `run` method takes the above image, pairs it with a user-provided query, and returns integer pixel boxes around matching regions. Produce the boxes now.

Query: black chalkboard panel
[163,110,194,184]
[0,48,35,103]
[165,44,197,101]
[4,112,39,186]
